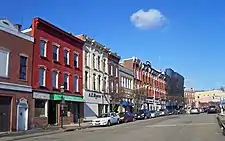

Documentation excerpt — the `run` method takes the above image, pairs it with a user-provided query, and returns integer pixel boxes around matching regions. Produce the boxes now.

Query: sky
[1,0,225,90]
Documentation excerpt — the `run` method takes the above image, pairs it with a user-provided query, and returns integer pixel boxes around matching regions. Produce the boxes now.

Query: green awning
[52,94,84,102]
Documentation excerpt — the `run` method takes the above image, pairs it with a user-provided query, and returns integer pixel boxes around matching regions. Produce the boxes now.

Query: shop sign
[88,93,102,99]
[145,99,154,103]
[53,94,84,102]
[33,92,50,100]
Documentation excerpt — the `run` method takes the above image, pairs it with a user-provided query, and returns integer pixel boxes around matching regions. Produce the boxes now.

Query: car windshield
[119,112,125,116]
[138,110,144,114]
[98,113,109,118]
[150,110,155,113]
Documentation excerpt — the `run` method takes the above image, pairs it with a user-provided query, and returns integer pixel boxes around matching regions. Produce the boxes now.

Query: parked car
[190,108,200,114]
[150,110,159,118]
[92,112,120,126]
[207,106,218,114]
[134,109,151,120]
[159,109,166,116]
[118,112,135,123]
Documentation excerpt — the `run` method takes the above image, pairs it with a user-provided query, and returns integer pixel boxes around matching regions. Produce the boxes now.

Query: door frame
[16,98,28,131]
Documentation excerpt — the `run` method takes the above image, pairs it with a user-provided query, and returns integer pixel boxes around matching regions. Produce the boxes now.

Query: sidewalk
[0,122,92,141]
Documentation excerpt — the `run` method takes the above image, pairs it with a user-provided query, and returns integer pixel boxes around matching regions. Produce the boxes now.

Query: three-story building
[23,18,84,127]
[76,34,110,121]
[108,51,120,112]
[0,19,34,132]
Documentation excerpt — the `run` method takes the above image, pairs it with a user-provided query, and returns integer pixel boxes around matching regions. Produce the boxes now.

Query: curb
[216,115,225,136]
[1,126,91,141]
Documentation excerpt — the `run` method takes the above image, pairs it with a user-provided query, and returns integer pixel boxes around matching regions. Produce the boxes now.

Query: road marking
[146,123,216,128]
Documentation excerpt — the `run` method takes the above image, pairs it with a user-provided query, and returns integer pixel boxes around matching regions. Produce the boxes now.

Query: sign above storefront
[145,99,154,103]
[53,94,84,102]
[33,92,50,100]
[88,93,102,99]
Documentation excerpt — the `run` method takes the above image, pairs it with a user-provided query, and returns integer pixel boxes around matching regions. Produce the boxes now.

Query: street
[7,114,223,141]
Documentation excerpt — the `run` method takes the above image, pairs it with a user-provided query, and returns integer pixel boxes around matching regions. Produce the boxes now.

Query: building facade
[184,88,195,108]
[108,51,120,112]
[165,68,184,109]
[76,34,110,121]
[120,57,166,111]
[0,19,34,132]
[23,18,84,127]
[118,64,134,113]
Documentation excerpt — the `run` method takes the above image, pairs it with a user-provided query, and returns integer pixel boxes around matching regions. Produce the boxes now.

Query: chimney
[14,24,22,31]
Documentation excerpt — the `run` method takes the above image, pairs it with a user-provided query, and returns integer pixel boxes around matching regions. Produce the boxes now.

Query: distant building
[184,88,195,108]
[195,90,225,107]
[165,68,184,109]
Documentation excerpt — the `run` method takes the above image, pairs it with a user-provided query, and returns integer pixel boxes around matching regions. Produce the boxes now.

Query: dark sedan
[118,112,135,123]
[207,106,218,114]
[134,109,151,120]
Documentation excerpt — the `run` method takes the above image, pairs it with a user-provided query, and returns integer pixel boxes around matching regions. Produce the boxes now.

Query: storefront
[52,94,84,124]
[119,99,134,113]
[32,91,50,128]
[84,91,111,121]
[145,98,154,110]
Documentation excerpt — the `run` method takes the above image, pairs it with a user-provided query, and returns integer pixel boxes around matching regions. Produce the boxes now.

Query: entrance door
[18,107,27,131]
[48,100,57,124]
[73,103,79,123]
[0,96,11,132]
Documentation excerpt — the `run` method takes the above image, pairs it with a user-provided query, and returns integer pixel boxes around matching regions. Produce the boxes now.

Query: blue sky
[1,0,225,90]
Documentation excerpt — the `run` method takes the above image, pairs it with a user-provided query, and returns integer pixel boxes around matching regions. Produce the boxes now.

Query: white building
[76,35,110,120]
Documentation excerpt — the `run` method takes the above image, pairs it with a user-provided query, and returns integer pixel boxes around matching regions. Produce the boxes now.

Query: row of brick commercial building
[0,17,168,132]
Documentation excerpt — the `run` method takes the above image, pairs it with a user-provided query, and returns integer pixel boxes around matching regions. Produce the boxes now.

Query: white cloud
[130,9,167,30]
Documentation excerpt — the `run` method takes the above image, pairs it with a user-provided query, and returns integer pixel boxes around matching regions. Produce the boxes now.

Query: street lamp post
[60,85,65,129]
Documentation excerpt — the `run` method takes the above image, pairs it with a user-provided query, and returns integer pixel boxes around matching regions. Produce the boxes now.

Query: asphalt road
[11,114,225,141]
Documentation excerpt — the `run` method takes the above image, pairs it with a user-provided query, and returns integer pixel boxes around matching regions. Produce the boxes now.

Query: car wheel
[107,121,111,126]
[117,119,120,124]
[144,116,147,119]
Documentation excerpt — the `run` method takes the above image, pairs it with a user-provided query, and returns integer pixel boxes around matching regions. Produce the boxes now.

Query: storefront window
[61,102,71,117]
[35,99,46,117]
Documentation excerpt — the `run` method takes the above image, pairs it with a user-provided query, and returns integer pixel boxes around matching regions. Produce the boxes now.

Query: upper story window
[52,45,59,62]
[116,83,119,93]
[52,70,58,89]
[64,73,69,90]
[98,75,101,91]
[74,53,79,68]
[0,49,9,77]
[136,70,139,79]
[103,59,106,72]
[84,51,88,67]
[92,54,95,69]
[110,65,113,76]
[40,39,47,57]
[103,77,107,92]
[19,56,27,80]
[111,81,114,92]
[85,71,88,89]
[74,75,79,92]
[39,67,46,87]
[115,67,118,77]
[97,56,101,70]
[64,49,69,65]
[93,73,96,91]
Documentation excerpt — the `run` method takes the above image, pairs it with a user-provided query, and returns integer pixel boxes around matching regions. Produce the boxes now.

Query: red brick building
[23,18,84,128]
[0,19,34,132]
[120,57,166,111]
[184,88,195,108]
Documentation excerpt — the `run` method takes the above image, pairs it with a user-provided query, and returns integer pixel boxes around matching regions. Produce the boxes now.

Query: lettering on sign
[88,93,102,99]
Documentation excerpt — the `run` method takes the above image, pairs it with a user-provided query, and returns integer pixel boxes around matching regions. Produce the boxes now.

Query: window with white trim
[110,65,113,76]
[64,73,69,90]
[40,40,47,57]
[0,50,9,77]
[53,45,59,62]
[92,54,95,69]
[115,67,118,77]
[111,81,114,92]
[64,49,69,65]
[74,53,79,68]
[39,67,46,86]
[116,83,119,93]
[52,70,58,89]
[74,75,79,92]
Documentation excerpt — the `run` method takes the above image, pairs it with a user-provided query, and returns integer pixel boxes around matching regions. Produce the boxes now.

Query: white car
[190,108,200,114]
[92,112,120,126]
